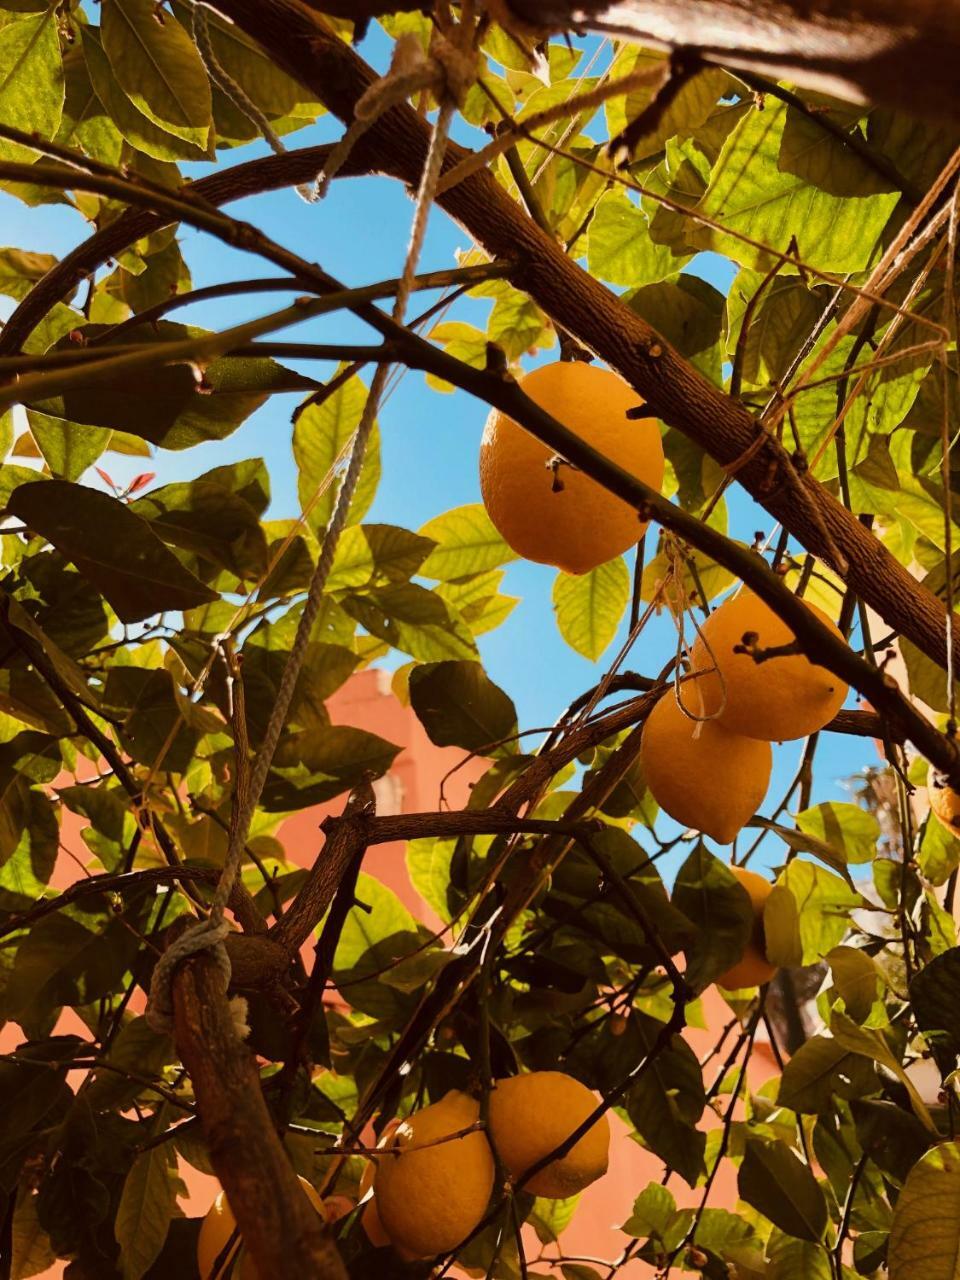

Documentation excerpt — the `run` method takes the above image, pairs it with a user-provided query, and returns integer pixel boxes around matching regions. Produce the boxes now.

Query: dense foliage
[2,2,960,1278]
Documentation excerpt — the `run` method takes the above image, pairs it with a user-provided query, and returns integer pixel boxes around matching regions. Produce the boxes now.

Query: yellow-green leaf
[101,0,211,149]
[889,1141,960,1280]
[553,556,630,660]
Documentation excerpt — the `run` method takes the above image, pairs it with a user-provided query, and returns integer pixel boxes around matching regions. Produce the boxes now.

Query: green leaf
[766,1236,833,1280]
[55,46,124,166]
[738,1136,828,1242]
[621,1183,687,1248]
[7,481,218,623]
[693,101,899,272]
[1,899,148,1020]
[777,1034,877,1114]
[406,835,459,924]
[528,1194,580,1245]
[671,844,753,993]
[795,802,881,866]
[263,723,400,811]
[910,946,960,1055]
[81,25,204,163]
[0,10,64,162]
[827,945,880,1022]
[326,523,436,591]
[114,1146,177,1280]
[168,0,322,145]
[293,372,380,536]
[830,1009,937,1134]
[409,660,518,754]
[0,248,57,301]
[101,0,211,150]
[586,189,684,287]
[11,1187,56,1280]
[31,320,315,449]
[333,872,425,1019]
[764,861,863,966]
[418,504,517,581]
[624,1014,706,1187]
[889,1141,960,1280]
[341,582,477,662]
[130,477,268,582]
[552,557,630,660]
[624,273,725,382]
[26,409,111,482]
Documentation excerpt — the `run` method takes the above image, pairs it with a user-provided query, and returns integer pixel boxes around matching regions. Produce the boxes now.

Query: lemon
[717,865,778,990]
[690,587,848,741]
[639,691,772,843]
[929,774,960,836]
[479,361,664,575]
[374,1090,494,1258]
[487,1071,609,1198]
[197,1176,324,1280]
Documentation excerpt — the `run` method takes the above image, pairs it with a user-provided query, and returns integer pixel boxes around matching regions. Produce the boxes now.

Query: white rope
[192,3,318,202]
[147,12,473,1035]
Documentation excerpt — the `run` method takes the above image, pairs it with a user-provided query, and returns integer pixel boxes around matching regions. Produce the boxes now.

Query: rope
[146,11,473,1035]
[191,3,317,203]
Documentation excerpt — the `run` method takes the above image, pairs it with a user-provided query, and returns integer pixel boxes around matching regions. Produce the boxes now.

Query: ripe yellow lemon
[690,588,847,741]
[929,776,960,836]
[374,1091,494,1258]
[479,361,664,575]
[717,865,778,990]
[638,692,772,844]
[197,1176,324,1280]
[487,1071,609,1198]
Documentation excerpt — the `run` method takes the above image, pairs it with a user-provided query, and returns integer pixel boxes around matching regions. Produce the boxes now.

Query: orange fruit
[487,1071,609,1198]
[197,1176,324,1280]
[717,865,778,990]
[374,1091,494,1258]
[479,361,664,575]
[929,776,960,836]
[639,691,772,843]
[690,587,848,741]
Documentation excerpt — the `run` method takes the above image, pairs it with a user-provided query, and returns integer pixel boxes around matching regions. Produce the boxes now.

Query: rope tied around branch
[146,6,476,1036]
[316,25,479,200]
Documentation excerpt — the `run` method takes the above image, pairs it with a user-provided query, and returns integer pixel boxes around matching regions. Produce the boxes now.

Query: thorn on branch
[546,454,578,492]
[733,631,804,664]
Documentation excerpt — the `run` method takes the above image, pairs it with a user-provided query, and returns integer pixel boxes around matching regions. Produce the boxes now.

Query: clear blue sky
[0,23,877,879]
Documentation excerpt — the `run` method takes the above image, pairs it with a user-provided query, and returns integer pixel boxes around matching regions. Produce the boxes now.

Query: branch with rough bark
[173,953,347,1280]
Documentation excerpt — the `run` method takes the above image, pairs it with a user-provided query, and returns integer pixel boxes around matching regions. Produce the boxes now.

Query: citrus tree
[2,2,960,1278]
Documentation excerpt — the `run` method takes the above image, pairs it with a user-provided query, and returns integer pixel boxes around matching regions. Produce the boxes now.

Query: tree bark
[500,0,960,126]
[172,954,347,1280]
[208,0,960,686]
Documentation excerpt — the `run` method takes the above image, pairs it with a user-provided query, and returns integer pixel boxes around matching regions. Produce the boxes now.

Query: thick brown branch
[502,0,960,125]
[207,0,960,693]
[172,955,347,1280]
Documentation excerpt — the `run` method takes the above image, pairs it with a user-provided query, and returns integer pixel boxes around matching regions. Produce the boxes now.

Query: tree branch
[172,953,347,1280]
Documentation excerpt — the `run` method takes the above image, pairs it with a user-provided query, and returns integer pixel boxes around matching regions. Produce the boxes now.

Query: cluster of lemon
[639,588,848,845]
[197,1073,608,1274]
[480,360,853,992]
[480,359,848,849]
[360,1072,608,1258]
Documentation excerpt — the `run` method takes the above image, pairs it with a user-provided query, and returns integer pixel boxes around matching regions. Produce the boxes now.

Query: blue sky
[0,23,878,880]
